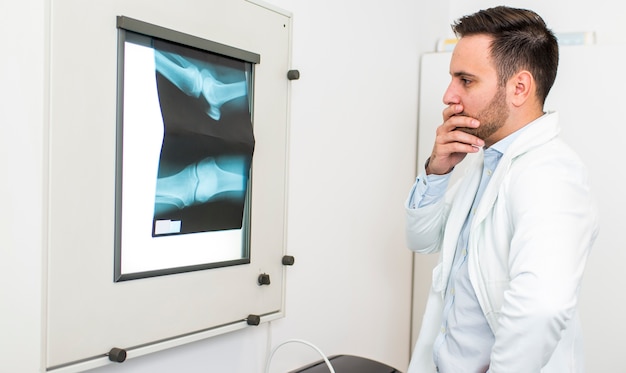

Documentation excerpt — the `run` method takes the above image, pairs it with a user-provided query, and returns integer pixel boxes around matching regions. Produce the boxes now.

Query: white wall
[0,0,46,372]
[1,0,418,372]
[256,1,420,371]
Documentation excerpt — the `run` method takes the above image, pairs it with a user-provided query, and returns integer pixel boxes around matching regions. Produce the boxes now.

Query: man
[405,6,598,373]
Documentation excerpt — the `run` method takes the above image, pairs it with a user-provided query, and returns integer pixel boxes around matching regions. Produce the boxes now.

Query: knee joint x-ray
[115,28,258,280]
[150,41,255,237]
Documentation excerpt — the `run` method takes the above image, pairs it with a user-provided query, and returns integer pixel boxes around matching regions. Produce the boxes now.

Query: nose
[442,80,460,106]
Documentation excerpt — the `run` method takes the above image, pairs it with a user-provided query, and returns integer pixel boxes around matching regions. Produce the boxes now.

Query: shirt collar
[485,112,553,154]
[487,118,535,156]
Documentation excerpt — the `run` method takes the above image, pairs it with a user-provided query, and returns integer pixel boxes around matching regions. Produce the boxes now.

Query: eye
[461,77,472,86]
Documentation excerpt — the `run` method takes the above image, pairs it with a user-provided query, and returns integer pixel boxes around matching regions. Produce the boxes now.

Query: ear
[508,70,534,107]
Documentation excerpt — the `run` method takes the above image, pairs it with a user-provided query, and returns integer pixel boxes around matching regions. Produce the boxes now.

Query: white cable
[264,338,336,373]
[265,321,273,369]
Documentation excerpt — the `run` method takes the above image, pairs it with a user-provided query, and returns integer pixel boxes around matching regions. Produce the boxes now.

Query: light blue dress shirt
[408,130,524,372]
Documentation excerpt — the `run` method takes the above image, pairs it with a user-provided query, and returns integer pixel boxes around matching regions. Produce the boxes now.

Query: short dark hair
[452,6,559,105]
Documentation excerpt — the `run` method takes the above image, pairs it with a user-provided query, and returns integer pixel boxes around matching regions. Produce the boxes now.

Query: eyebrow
[451,71,478,78]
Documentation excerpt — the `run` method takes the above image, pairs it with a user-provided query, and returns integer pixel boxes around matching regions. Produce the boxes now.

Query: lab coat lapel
[440,155,483,285]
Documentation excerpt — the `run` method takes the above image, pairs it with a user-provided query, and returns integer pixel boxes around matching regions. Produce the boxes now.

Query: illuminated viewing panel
[115,18,260,281]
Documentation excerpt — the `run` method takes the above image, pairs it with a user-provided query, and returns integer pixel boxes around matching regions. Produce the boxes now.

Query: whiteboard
[414,45,626,371]
[46,0,292,371]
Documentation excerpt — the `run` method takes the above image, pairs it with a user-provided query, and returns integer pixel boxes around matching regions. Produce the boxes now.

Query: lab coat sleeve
[488,154,599,372]
[405,200,446,254]
[405,176,459,255]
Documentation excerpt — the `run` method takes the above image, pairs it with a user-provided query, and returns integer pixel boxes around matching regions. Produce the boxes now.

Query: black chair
[289,354,402,373]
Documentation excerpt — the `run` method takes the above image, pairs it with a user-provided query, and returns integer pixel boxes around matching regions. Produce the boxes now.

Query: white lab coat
[406,112,599,373]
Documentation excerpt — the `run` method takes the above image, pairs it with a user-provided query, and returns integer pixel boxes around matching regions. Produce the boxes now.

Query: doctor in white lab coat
[405,6,599,373]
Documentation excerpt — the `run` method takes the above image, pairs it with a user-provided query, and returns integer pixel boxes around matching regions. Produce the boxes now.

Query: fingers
[438,121,483,149]
[426,105,484,175]
[442,103,464,121]
[439,105,484,148]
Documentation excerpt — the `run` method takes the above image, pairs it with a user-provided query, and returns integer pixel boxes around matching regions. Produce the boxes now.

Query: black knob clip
[108,347,127,363]
[282,255,295,266]
[287,69,300,80]
[258,273,271,286]
[246,314,261,326]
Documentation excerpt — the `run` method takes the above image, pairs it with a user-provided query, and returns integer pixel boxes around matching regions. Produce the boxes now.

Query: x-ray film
[150,39,255,236]
[115,25,257,281]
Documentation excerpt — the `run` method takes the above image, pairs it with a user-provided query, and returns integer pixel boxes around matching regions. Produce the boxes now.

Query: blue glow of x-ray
[154,155,247,215]
[154,50,247,121]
